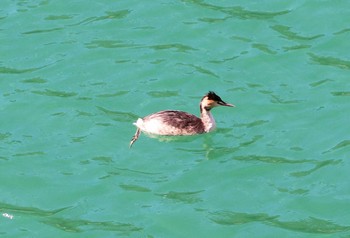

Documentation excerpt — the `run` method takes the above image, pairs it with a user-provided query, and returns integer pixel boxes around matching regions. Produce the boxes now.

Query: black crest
[206,91,222,101]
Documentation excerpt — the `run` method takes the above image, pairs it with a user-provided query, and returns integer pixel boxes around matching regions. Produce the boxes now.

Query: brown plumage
[143,110,205,135]
[129,91,234,147]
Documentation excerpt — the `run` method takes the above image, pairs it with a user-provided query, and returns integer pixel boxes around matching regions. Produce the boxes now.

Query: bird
[129,91,234,147]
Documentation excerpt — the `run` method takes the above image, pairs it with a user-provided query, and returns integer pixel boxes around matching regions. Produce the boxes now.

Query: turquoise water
[1,1,350,237]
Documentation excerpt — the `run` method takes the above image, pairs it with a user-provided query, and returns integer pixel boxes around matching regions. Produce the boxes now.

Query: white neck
[200,109,216,132]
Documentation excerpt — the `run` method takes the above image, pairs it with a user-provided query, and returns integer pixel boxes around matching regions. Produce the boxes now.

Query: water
[1,1,350,237]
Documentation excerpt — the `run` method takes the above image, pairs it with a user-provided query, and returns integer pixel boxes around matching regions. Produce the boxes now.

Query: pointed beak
[218,101,235,107]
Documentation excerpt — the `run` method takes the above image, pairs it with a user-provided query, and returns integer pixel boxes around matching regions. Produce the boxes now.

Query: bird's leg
[129,128,141,148]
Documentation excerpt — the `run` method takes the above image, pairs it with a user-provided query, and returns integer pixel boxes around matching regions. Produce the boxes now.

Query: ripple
[198,17,230,23]
[309,53,350,70]
[257,90,304,104]
[231,35,252,43]
[32,89,77,98]
[22,27,63,35]
[269,216,350,234]
[182,1,290,20]
[148,43,197,53]
[323,140,350,154]
[209,211,278,225]
[41,217,142,234]
[208,56,238,64]
[114,167,162,176]
[119,184,151,193]
[156,190,204,204]
[209,210,350,234]
[231,154,341,177]
[71,136,87,143]
[223,7,290,20]
[147,91,179,98]
[309,78,334,87]
[45,15,74,21]
[92,156,113,164]
[252,43,277,54]
[85,40,139,49]
[76,110,96,117]
[14,151,46,157]
[21,77,48,84]
[232,155,312,164]
[96,91,128,98]
[0,57,58,76]
[0,201,70,217]
[271,25,324,41]
[235,120,269,128]
[178,63,219,78]
[15,1,48,12]
[282,44,311,52]
[70,10,130,26]
[290,159,341,177]
[276,187,309,195]
[334,28,350,35]
[331,91,350,97]
[0,65,46,74]
[0,132,11,141]
[97,106,138,122]
[269,94,304,104]
[207,135,264,159]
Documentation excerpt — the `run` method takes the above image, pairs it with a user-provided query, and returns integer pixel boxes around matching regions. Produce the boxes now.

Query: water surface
[1,1,350,237]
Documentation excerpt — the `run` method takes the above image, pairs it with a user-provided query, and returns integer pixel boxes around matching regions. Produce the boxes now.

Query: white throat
[201,109,216,132]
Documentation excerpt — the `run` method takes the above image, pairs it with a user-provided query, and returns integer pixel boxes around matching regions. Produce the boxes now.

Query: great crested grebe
[129,91,234,147]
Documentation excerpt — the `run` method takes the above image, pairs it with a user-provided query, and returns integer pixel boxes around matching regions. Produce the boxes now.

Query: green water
[1,1,350,237]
